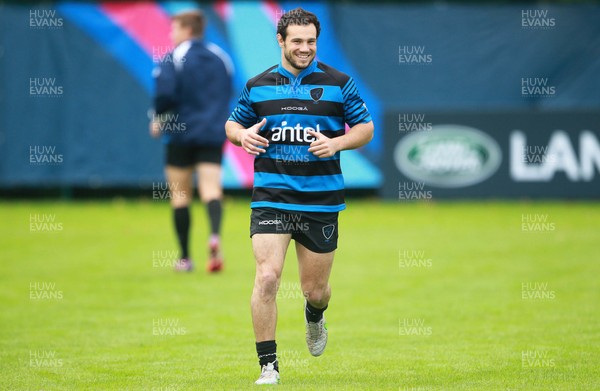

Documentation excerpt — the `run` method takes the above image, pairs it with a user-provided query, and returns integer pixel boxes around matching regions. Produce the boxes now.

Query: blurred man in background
[150,10,232,273]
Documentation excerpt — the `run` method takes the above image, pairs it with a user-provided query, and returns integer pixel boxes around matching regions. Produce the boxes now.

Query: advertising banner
[382,112,600,199]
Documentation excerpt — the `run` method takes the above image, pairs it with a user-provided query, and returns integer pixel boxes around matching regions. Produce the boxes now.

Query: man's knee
[170,194,191,208]
[303,284,330,307]
[254,269,281,300]
[200,192,222,204]
[197,165,222,203]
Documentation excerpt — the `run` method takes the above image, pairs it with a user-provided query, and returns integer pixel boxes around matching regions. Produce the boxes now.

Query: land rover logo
[394,125,502,188]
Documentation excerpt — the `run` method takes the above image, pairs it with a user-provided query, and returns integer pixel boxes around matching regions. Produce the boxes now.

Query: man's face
[170,21,190,47]
[278,24,317,73]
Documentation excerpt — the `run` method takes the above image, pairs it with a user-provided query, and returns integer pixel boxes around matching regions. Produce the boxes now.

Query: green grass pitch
[1,199,598,390]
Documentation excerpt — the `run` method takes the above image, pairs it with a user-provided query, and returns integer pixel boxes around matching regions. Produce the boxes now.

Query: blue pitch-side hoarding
[383,111,600,199]
[3,3,600,195]
[0,2,382,190]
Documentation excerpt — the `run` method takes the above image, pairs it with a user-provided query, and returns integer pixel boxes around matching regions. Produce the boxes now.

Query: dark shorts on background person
[250,207,339,253]
[165,143,223,167]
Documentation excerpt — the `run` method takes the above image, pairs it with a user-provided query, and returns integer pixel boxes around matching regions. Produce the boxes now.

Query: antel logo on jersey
[271,121,321,143]
[281,106,308,111]
[394,125,502,188]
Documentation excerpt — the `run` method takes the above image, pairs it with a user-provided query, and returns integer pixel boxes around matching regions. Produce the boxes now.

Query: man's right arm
[225,120,244,147]
[225,119,269,156]
[149,62,177,138]
[226,83,270,155]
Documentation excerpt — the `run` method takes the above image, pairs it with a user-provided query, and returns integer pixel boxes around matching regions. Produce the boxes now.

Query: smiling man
[225,8,374,385]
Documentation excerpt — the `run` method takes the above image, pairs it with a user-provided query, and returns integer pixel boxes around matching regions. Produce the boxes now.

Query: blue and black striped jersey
[229,60,372,212]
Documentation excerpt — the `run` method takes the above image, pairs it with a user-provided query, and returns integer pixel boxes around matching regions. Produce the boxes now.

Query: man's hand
[307,130,340,158]
[237,118,269,155]
[149,119,161,138]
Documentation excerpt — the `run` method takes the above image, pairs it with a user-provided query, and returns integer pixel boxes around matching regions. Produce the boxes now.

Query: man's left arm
[307,121,373,158]
[308,76,374,158]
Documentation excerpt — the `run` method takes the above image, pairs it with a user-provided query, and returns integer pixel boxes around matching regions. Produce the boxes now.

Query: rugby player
[225,7,373,385]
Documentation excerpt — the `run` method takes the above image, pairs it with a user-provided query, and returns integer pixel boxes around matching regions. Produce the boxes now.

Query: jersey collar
[176,38,204,48]
[277,60,317,80]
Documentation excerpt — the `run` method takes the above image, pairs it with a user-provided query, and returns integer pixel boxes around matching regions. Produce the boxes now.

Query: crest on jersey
[310,87,324,103]
[322,224,335,241]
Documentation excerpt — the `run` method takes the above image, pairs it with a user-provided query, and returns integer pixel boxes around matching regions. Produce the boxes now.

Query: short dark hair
[172,10,205,37]
[276,8,320,40]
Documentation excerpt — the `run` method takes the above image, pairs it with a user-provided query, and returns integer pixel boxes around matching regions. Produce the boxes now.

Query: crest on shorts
[322,224,335,241]
[310,87,324,103]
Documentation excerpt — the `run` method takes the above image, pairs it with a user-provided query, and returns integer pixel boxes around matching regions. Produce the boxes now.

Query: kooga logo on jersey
[394,125,502,188]
[281,106,308,111]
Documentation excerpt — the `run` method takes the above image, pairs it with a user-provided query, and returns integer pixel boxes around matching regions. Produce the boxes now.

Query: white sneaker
[255,361,280,385]
[305,302,328,356]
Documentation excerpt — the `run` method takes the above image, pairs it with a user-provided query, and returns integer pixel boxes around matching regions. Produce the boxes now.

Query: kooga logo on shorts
[394,125,502,188]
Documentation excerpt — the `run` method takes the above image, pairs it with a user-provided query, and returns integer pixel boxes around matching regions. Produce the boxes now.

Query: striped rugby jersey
[229,60,372,212]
